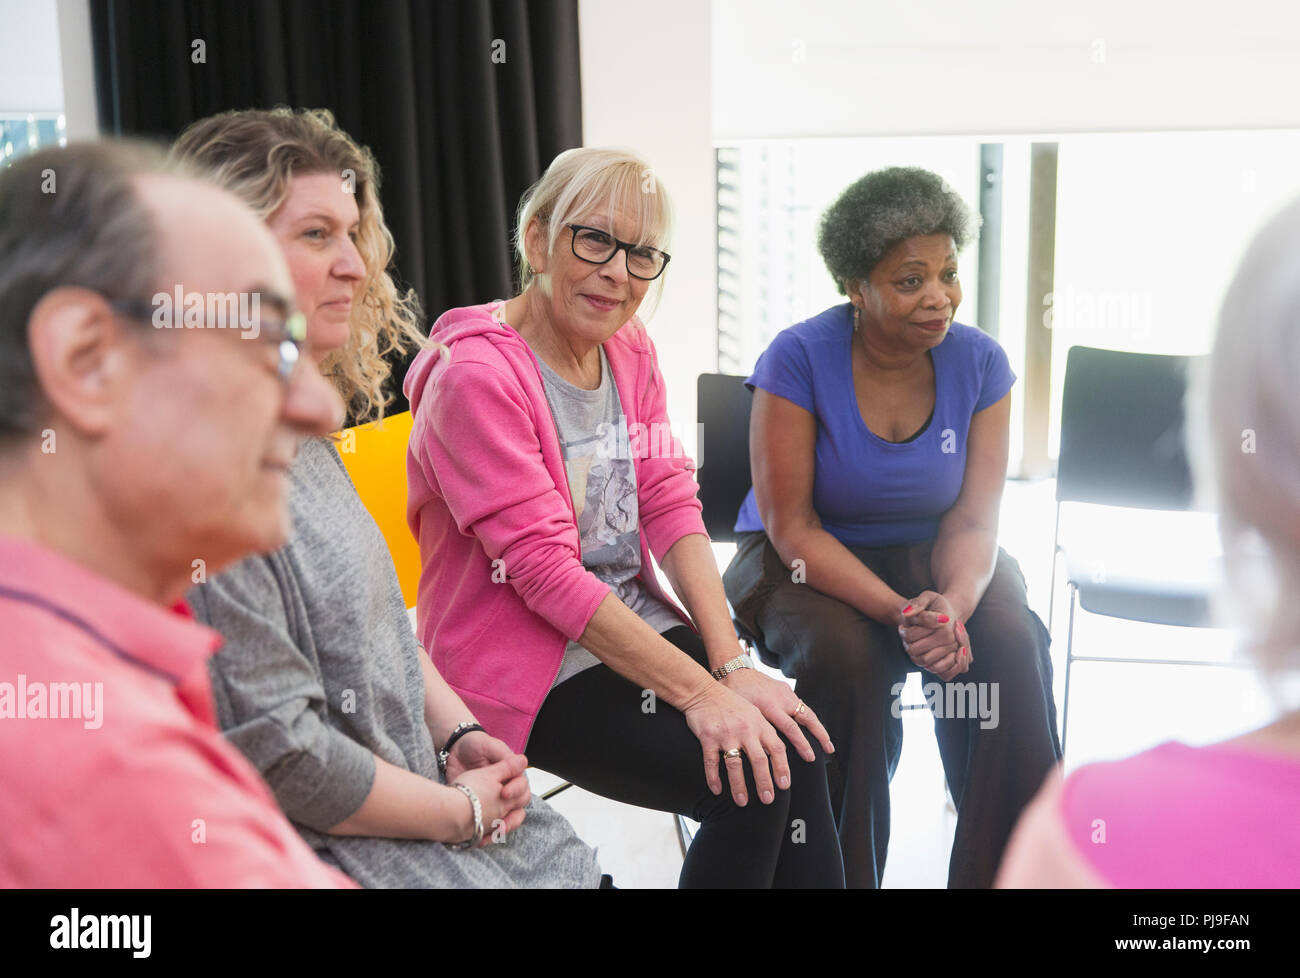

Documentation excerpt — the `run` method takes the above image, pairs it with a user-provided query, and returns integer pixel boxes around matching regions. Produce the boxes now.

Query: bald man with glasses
[0,141,354,887]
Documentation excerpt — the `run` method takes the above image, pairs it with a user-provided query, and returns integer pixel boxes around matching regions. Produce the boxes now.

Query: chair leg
[1060,584,1077,761]
[1048,505,1062,634]
[675,814,694,859]
[541,780,574,802]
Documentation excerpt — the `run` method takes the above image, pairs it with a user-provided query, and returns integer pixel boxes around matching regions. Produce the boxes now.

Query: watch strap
[711,652,755,681]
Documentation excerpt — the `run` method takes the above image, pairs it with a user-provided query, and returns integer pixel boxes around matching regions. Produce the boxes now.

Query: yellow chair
[336,410,421,609]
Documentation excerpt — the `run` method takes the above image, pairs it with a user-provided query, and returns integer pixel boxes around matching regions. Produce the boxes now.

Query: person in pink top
[997,195,1300,889]
[405,147,845,887]
[0,141,354,887]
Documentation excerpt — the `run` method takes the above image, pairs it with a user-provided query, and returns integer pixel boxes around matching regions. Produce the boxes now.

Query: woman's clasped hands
[898,590,972,682]
[445,731,531,847]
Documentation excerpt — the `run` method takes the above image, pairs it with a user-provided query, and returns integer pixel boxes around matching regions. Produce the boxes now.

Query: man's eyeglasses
[108,296,308,382]
[565,224,671,281]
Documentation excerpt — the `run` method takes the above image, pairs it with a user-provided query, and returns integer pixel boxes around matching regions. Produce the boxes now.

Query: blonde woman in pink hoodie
[406,148,846,887]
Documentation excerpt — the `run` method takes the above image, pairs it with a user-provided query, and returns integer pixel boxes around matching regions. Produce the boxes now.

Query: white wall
[0,0,95,136]
[712,0,1300,138]
[0,0,64,112]
[57,0,98,138]
[579,0,715,455]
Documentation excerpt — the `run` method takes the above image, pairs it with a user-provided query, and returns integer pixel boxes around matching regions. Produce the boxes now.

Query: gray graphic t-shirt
[536,346,682,688]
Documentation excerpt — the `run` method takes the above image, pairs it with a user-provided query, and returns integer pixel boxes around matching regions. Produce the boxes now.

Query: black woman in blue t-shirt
[723,166,1062,888]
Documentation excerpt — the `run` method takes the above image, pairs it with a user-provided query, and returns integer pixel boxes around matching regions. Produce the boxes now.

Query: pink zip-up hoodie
[403,301,706,752]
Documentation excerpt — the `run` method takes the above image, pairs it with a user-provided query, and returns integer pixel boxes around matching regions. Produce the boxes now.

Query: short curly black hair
[818,166,979,295]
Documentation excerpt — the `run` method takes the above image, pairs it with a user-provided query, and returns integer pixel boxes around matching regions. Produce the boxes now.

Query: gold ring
[794,701,806,716]
[721,748,743,759]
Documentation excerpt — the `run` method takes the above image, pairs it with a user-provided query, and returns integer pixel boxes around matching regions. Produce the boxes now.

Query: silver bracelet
[444,781,484,850]
[711,652,755,681]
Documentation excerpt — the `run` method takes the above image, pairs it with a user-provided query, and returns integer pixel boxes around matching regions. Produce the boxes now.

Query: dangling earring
[852,304,862,332]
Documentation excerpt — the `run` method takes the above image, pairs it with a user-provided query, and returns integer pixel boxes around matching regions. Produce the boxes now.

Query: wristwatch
[711,652,755,681]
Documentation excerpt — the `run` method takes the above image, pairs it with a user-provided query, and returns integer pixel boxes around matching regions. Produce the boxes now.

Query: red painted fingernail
[937,614,950,623]
[902,605,914,614]
[961,647,968,657]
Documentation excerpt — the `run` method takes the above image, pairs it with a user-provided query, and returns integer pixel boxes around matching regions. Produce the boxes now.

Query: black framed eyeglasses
[108,296,308,382]
[565,223,671,281]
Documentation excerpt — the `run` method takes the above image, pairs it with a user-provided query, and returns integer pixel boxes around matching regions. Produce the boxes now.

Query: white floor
[522,477,1280,888]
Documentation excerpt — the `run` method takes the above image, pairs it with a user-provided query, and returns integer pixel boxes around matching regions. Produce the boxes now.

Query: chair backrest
[336,410,422,608]
[1057,345,1203,510]
[696,373,755,543]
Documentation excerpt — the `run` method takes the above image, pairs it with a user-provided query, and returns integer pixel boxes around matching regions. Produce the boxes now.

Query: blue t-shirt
[734,303,1015,547]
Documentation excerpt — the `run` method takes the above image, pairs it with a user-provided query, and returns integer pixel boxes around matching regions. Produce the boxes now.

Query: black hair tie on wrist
[437,722,486,778]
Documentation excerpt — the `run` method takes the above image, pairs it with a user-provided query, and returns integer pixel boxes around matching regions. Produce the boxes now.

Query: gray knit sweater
[188,437,602,888]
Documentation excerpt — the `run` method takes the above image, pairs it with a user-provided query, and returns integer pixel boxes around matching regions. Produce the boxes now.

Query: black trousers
[723,532,1062,888]
[526,625,846,888]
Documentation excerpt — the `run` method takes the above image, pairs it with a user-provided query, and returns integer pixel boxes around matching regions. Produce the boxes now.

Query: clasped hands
[897,590,972,682]
[443,730,530,847]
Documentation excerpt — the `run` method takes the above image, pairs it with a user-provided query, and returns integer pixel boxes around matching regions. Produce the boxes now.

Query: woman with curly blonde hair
[175,107,603,888]
[173,106,424,423]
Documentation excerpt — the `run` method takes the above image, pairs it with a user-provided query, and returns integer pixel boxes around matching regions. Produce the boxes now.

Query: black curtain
[90,0,582,415]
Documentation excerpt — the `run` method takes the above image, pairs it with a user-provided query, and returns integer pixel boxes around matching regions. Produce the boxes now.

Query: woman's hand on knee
[681,684,786,808]
[722,669,834,762]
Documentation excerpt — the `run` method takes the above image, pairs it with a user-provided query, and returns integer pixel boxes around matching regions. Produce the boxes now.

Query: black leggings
[527,625,845,888]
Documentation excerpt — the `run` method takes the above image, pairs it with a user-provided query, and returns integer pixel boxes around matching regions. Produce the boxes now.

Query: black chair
[696,373,782,668]
[697,373,760,542]
[1050,345,1230,758]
